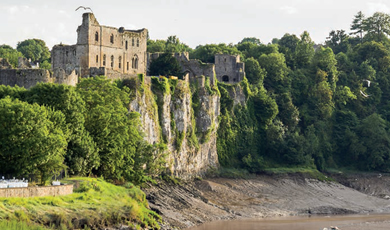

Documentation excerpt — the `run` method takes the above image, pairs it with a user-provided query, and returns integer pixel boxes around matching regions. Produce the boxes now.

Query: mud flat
[144,173,390,229]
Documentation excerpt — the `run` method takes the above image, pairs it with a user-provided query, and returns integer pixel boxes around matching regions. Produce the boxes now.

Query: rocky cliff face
[129,76,220,179]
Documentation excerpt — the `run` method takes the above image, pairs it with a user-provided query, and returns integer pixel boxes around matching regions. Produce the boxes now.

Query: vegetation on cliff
[213,11,390,173]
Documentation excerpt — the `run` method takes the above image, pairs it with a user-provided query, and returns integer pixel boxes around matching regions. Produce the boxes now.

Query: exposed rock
[129,76,220,179]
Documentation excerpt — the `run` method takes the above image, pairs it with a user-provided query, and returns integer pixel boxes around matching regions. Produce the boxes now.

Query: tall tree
[350,11,366,40]
[25,83,99,176]
[363,12,390,42]
[295,31,315,69]
[16,39,50,64]
[0,97,68,184]
[325,30,349,54]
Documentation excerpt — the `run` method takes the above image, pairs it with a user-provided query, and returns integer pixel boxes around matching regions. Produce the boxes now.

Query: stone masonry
[0,185,73,198]
[52,13,148,78]
[147,52,245,85]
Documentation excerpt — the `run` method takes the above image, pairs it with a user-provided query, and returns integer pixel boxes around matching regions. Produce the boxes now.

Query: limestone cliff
[129,75,220,179]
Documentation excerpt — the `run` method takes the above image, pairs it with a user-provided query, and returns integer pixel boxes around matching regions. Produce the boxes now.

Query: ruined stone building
[147,52,245,85]
[0,58,77,89]
[215,54,245,84]
[52,13,148,78]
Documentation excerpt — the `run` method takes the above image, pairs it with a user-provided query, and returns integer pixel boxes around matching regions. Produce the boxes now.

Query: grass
[0,220,50,230]
[0,177,161,229]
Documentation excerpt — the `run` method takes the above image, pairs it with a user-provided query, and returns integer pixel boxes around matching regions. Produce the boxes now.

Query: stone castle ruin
[52,13,148,78]
[0,12,244,89]
[147,52,245,85]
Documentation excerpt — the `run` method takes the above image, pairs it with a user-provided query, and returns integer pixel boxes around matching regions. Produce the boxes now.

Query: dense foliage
[0,77,165,185]
[212,11,390,173]
[0,38,51,69]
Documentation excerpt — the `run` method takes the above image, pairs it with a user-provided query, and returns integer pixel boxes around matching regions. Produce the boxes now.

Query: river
[187,214,390,230]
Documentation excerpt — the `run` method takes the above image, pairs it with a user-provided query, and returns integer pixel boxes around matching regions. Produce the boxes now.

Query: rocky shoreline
[143,173,390,229]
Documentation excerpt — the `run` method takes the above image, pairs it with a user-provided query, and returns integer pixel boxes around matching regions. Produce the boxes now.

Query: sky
[1,0,390,50]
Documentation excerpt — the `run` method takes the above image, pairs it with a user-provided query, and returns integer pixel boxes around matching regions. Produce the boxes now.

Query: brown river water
[187,214,390,230]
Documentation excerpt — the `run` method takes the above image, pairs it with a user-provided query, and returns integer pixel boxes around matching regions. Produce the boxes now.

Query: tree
[0,97,68,184]
[147,39,166,53]
[165,35,192,53]
[311,47,339,91]
[325,30,350,54]
[16,39,50,64]
[363,12,390,42]
[238,37,262,45]
[76,77,159,182]
[149,53,183,77]
[191,43,242,63]
[244,57,265,85]
[0,45,24,68]
[357,113,390,171]
[25,83,99,176]
[295,31,315,69]
[258,52,289,93]
[350,11,366,40]
[277,33,300,69]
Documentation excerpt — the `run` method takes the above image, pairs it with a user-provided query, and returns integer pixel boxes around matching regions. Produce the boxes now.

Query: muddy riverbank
[144,173,390,229]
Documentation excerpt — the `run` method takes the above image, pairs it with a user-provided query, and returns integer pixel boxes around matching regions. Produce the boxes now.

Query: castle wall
[53,13,147,78]
[0,185,73,198]
[147,52,216,85]
[215,54,245,84]
[0,68,78,89]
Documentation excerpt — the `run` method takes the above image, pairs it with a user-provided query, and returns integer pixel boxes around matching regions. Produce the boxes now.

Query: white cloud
[367,2,390,14]
[280,5,298,15]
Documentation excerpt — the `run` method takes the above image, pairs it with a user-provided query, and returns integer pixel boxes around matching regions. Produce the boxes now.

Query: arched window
[222,75,229,82]
[127,62,129,71]
[132,38,134,46]
[132,55,138,69]
[103,55,106,66]
[136,38,139,47]
[119,56,122,68]
[111,55,114,68]
[95,31,99,42]
[96,55,99,64]
[125,41,128,50]
[110,34,114,44]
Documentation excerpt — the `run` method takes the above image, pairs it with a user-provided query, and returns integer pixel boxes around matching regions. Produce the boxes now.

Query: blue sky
[1,0,390,49]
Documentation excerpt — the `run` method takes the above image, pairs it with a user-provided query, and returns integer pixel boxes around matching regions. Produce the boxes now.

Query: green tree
[191,44,241,63]
[277,33,300,69]
[149,53,183,77]
[295,31,315,69]
[238,37,262,45]
[0,45,24,68]
[0,97,68,184]
[357,113,390,171]
[325,30,350,54]
[244,57,265,85]
[350,11,366,40]
[25,83,99,176]
[363,12,390,42]
[147,39,166,53]
[77,77,158,182]
[258,52,289,93]
[16,39,50,65]
[165,35,192,53]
